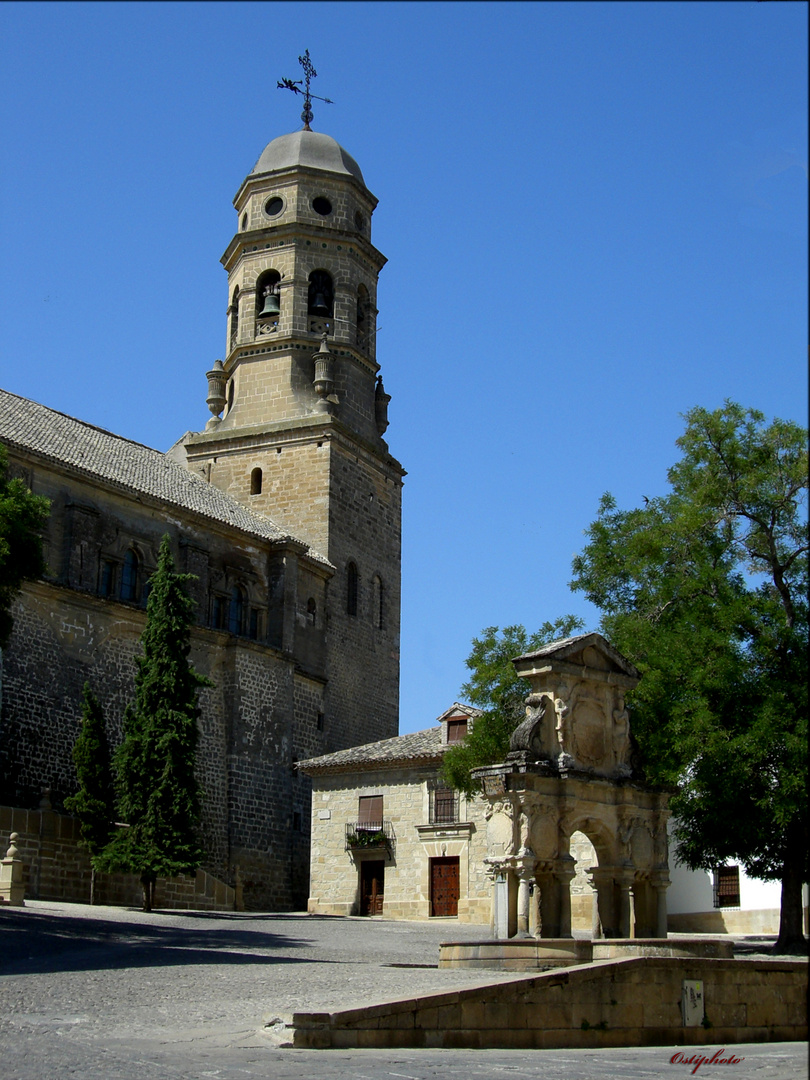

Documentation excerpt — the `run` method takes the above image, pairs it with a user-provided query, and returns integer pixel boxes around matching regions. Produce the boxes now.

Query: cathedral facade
[0,126,403,910]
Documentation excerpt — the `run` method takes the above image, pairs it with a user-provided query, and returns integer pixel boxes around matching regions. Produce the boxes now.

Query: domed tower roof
[250,129,366,186]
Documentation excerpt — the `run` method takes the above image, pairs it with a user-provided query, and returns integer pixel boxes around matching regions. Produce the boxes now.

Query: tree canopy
[0,443,50,647]
[441,616,584,797]
[99,535,212,911]
[570,402,807,949]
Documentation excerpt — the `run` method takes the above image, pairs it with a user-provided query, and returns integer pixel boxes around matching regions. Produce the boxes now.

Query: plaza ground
[0,901,806,1080]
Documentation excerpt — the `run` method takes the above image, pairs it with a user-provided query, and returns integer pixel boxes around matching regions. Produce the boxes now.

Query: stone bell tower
[179,123,404,747]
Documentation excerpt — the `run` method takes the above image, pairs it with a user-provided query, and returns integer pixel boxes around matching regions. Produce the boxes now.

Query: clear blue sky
[1,2,807,734]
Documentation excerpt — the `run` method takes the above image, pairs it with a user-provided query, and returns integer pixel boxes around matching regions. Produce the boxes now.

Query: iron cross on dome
[277,50,334,131]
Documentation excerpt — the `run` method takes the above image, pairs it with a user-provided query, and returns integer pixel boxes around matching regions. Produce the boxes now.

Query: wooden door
[430,856,460,917]
[360,860,385,916]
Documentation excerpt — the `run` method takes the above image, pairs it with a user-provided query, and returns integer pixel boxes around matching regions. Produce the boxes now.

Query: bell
[311,292,330,317]
[260,289,280,318]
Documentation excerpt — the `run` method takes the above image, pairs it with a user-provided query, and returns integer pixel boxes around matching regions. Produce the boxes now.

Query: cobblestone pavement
[0,901,806,1080]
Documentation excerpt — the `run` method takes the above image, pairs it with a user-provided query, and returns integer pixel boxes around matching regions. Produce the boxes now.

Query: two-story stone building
[299,705,492,922]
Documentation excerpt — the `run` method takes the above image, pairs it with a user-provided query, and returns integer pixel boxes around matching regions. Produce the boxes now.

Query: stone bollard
[0,832,26,906]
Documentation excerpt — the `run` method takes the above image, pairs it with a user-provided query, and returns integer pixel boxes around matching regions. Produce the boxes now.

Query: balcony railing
[345,820,394,851]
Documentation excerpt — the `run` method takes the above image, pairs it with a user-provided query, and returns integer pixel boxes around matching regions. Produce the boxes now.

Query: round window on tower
[264,196,284,218]
[312,196,332,217]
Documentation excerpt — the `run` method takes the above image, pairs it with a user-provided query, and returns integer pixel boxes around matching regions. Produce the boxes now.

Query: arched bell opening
[255,269,281,335]
[250,466,262,496]
[308,269,334,334]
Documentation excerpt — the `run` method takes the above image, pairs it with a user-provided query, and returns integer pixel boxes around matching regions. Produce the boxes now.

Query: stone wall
[0,804,234,910]
[285,956,807,1049]
[0,584,316,912]
[667,909,781,935]
[307,765,490,922]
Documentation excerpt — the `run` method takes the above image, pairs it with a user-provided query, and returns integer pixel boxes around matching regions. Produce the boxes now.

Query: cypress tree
[100,534,212,911]
[64,683,115,905]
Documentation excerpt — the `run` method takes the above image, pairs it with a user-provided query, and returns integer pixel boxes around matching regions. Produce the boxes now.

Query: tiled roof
[0,388,329,563]
[298,726,445,774]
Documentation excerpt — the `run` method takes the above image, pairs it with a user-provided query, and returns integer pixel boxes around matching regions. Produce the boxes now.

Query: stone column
[590,867,616,937]
[653,874,670,938]
[0,833,25,906]
[587,868,603,939]
[554,858,576,939]
[515,862,534,938]
[535,869,557,938]
[617,873,633,939]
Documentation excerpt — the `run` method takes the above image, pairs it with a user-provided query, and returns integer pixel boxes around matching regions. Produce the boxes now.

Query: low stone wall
[0,804,234,911]
[668,909,781,935]
[284,956,807,1049]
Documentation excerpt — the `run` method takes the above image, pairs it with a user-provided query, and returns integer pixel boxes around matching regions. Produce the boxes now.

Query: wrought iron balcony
[345,820,394,851]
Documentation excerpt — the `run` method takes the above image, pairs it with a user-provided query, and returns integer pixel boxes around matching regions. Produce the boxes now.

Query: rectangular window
[357,795,383,831]
[446,718,467,743]
[292,811,302,832]
[431,787,458,824]
[249,609,260,640]
[713,865,741,908]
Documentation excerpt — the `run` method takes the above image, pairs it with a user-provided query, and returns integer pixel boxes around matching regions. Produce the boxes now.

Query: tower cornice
[183,412,405,479]
[233,163,378,211]
[220,223,387,276]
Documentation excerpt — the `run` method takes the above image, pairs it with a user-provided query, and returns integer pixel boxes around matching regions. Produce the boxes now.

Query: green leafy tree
[0,443,50,647]
[571,402,808,951]
[442,616,584,797]
[64,684,115,904]
[99,535,212,912]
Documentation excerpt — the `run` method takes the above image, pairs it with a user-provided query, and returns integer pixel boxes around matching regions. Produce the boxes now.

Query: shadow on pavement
[0,906,331,977]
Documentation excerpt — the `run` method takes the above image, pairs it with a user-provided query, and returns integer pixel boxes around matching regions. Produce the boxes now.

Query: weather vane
[277,50,333,131]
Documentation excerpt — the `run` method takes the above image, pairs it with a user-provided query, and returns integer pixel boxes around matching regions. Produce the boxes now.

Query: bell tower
[178,116,403,747]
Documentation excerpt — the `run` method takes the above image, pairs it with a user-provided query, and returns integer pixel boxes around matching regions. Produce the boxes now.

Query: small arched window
[346,562,358,617]
[229,287,240,349]
[229,586,245,635]
[240,212,248,231]
[306,597,317,625]
[372,575,384,630]
[120,549,139,602]
[356,284,370,352]
[308,270,334,317]
[250,467,262,495]
[227,379,235,411]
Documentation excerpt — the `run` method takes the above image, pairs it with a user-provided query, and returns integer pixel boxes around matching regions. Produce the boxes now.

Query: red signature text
[671,1050,745,1074]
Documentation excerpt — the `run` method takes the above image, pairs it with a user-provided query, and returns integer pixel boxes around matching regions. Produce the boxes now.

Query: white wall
[666,820,782,914]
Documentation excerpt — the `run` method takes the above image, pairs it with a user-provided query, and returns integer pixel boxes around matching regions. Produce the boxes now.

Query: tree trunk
[90,865,96,906]
[774,846,807,954]
[141,873,152,913]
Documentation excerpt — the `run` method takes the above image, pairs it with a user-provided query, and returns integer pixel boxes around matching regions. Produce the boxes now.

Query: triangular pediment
[434,702,482,724]
[512,632,639,681]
